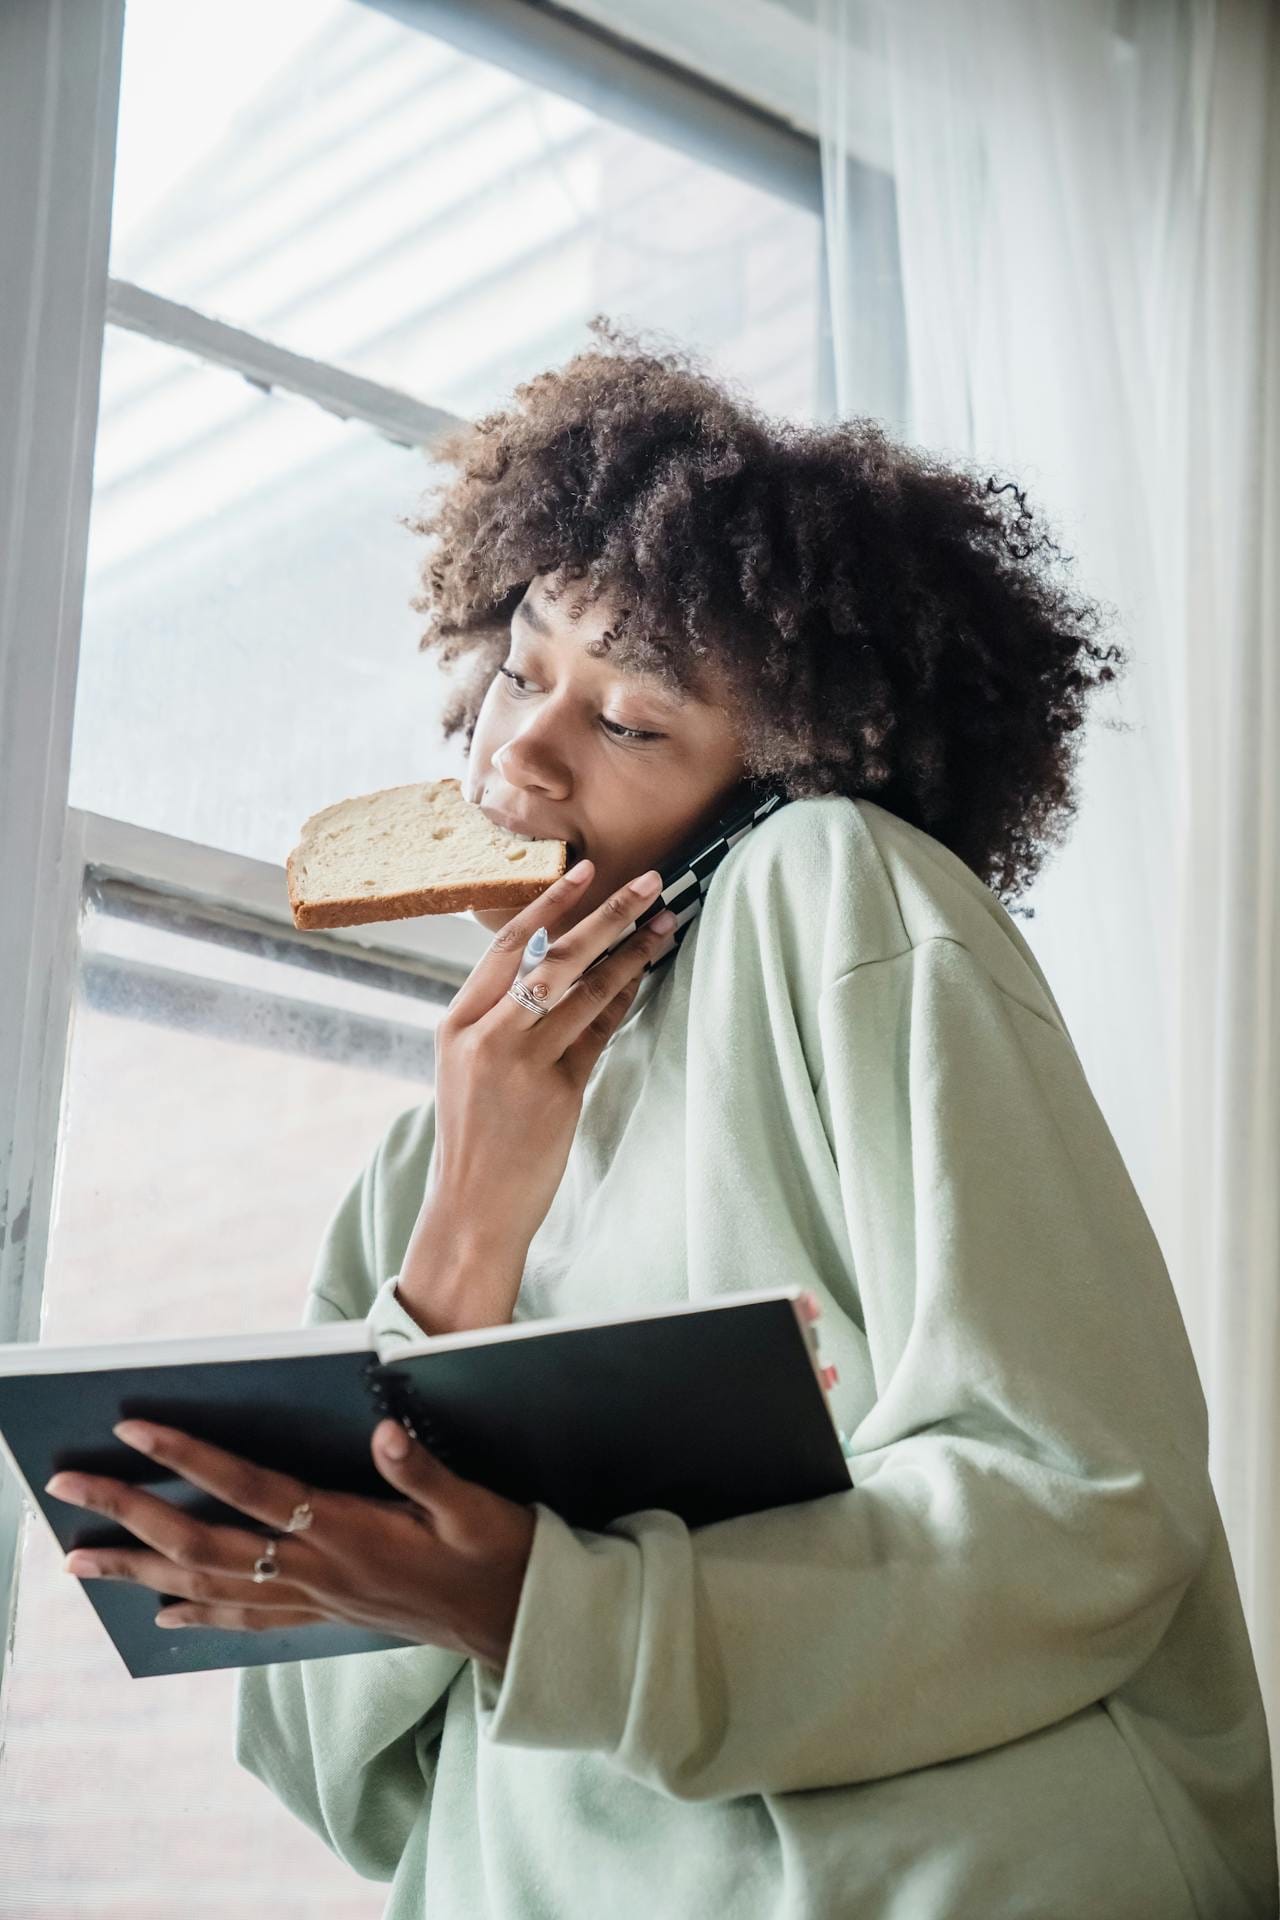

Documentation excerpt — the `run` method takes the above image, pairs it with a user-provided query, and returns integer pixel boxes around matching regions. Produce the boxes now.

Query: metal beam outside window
[105,280,467,452]
[77,808,491,991]
[358,0,825,212]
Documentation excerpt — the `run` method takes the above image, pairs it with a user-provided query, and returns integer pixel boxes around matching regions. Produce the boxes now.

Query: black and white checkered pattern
[583,781,791,979]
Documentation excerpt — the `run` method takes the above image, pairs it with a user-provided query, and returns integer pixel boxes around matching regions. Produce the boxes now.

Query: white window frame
[0,0,855,1703]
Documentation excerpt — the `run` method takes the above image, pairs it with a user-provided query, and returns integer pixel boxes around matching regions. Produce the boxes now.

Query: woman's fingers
[450,863,669,1030]
[541,869,666,974]
[152,1603,327,1632]
[493,869,665,1018]
[537,907,676,1068]
[556,976,644,1089]
[64,1541,314,1612]
[103,1419,320,1534]
[48,1460,317,1589]
[445,858,597,1025]
[47,1420,336,1590]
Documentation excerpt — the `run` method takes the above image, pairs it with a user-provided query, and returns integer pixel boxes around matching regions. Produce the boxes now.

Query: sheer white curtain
[816,0,1279,1779]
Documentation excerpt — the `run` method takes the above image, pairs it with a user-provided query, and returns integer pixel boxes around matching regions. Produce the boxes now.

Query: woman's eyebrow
[514,596,554,638]
[512,598,692,711]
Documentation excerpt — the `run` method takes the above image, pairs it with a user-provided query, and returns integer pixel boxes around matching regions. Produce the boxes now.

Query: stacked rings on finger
[508,977,551,1018]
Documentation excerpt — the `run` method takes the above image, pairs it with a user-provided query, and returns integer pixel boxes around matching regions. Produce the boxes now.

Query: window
[107,0,824,424]
[0,885,440,1910]
[1,0,838,1908]
[73,330,448,867]
[74,0,825,863]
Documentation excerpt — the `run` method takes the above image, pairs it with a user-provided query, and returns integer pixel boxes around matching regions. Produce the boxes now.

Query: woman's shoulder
[709,792,1065,1025]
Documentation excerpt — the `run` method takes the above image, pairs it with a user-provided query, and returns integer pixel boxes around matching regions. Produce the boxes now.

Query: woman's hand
[46,1416,537,1670]
[399,859,675,1333]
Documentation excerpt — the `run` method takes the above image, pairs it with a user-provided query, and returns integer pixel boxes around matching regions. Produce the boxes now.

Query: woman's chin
[467,906,517,933]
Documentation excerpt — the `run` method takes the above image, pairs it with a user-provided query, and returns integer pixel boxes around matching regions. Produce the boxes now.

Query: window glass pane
[109,0,823,422]
[0,897,435,1914]
[69,328,454,865]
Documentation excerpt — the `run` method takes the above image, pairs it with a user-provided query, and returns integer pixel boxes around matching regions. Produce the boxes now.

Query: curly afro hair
[400,317,1127,911]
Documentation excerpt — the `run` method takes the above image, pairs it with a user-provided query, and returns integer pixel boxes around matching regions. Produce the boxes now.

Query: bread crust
[285,778,567,929]
[286,859,562,929]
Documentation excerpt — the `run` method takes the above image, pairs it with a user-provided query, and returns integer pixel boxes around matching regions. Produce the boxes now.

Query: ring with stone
[508,976,551,1019]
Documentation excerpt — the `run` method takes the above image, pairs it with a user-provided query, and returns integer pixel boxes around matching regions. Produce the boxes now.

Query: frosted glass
[109,0,822,423]
[70,328,459,866]
[0,901,433,1915]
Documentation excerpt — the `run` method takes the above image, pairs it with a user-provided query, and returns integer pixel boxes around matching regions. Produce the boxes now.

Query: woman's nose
[494,729,565,788]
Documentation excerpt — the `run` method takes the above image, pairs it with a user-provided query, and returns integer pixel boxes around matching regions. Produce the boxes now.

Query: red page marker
[819,1364,839,1391]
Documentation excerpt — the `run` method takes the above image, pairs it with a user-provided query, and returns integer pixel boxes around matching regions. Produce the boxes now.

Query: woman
[69,325,1276,1916]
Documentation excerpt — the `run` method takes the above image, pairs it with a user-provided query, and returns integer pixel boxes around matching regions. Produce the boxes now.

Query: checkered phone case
[581,780,790,979]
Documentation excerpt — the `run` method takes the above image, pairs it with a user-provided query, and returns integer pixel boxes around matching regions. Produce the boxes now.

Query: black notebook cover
[0,1288,850,1679]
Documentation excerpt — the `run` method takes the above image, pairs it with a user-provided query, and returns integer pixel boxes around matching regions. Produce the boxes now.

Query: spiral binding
[361,1353,454,1462]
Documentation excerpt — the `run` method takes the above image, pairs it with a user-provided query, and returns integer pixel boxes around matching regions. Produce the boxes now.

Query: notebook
[0,1286,850,1679]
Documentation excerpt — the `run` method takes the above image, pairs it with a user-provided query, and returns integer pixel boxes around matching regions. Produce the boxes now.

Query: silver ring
[252,1538,280,1583]
[507,977,551,1019]
[285,1500,314,1532]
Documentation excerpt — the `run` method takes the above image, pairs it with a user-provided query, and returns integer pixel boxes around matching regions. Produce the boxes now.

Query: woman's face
[462,570,749,932]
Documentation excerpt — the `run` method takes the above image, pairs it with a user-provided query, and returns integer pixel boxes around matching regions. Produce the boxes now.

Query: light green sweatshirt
[235,795,1277,1919]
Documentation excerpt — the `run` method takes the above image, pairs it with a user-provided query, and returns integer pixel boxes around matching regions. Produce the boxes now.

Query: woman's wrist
[460,1504,537,1671]
[396,1196,530,1335]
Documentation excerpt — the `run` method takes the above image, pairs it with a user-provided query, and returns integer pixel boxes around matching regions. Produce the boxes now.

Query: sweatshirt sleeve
[471,935,1216,1801]
[233,1099,467,1881]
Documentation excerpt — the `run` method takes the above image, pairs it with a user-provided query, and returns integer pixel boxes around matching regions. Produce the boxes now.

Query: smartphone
[579,778,791,979]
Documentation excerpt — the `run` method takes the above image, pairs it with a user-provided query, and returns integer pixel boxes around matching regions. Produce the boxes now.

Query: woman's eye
[495,665,662,743]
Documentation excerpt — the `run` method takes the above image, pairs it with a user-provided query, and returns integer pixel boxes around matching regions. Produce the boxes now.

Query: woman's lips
[480,800,577,859]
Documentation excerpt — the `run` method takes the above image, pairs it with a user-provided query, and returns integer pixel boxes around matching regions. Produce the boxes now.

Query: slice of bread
[287,777,567,930]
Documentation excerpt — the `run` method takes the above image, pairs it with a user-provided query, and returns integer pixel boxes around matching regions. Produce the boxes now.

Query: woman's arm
[233,1103,468,1881]
[468,937,1215,1801]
